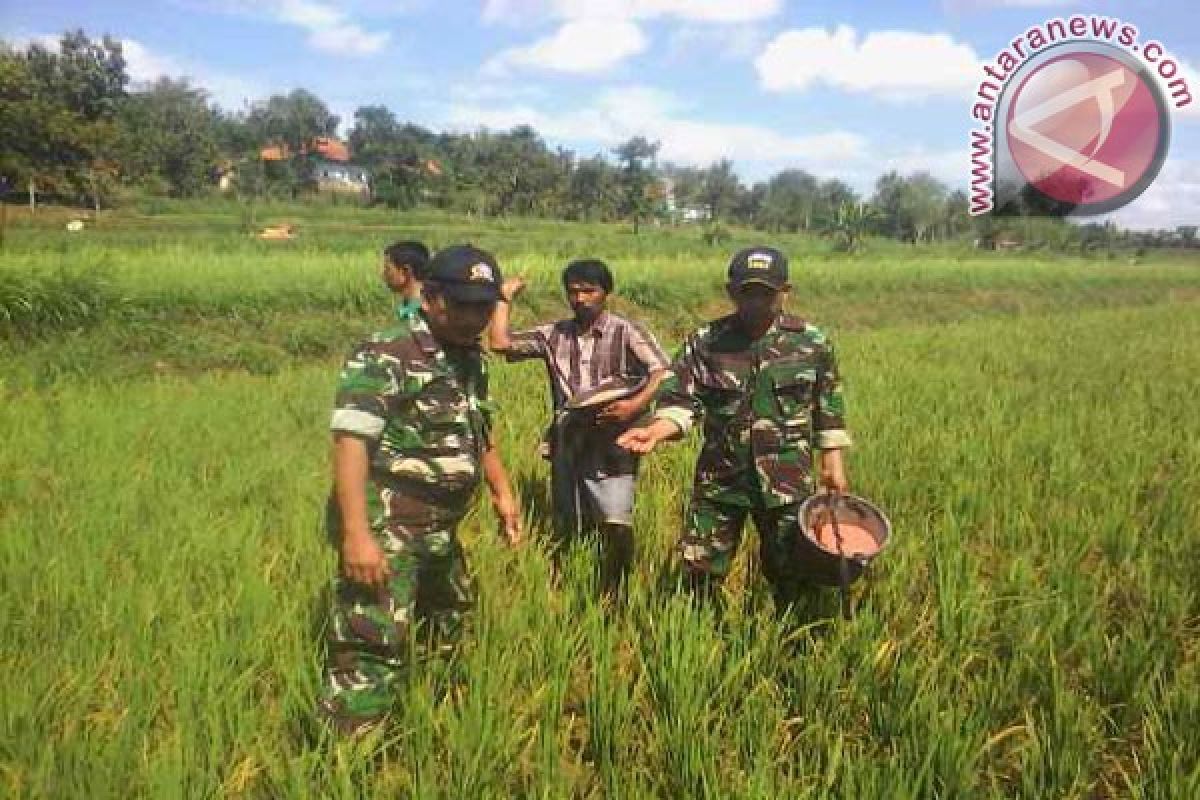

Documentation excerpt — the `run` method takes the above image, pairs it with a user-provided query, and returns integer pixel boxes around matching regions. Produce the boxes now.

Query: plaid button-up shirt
[505,311,670,409]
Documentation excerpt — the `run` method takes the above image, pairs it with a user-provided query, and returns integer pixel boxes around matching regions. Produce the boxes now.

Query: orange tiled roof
[260,136,351,162]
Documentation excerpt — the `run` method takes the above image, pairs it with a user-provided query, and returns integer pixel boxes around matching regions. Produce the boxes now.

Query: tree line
[3,30,1195,251]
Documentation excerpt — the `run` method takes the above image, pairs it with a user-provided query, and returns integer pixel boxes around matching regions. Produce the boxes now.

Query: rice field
[1,204,1197,798]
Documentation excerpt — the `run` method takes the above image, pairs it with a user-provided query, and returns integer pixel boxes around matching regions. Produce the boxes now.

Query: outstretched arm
[616,333,705,452]
[615,416,683,454]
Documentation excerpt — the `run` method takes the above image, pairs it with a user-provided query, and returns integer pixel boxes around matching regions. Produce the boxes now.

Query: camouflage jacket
[654,313,851,508]
[330,311,494,529]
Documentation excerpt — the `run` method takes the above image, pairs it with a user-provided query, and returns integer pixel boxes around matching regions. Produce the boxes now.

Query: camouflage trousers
[319,524,472,734]
[680,495,811,607]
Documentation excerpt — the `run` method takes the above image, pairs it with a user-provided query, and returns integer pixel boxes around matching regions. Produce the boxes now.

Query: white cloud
[181,0,390,56]
[482,0,783,24]
[756,25,982,100]
[441,85,867,172]
[875,147,969,187]
[122,39,263,110]
[121,40,187,84]
[306,24,390,55]
[485,19,647,75]
[481,0,781,75]
[1099,157,1200,229]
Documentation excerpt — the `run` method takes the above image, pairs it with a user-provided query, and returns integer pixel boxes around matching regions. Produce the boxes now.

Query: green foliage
[614,136,662,234]
[1,212,1199,799]
[822,201,879,253]
[0,264,126,336]
[2,269,1197,796]
[118,77,221,198]
[0,31,128,208]
[701,222,732,246]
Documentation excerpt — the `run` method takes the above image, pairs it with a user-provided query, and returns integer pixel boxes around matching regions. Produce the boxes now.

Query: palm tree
[823,201,878,253]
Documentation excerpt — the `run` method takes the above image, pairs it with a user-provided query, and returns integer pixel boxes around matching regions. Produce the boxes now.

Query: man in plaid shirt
[489,259,670,594]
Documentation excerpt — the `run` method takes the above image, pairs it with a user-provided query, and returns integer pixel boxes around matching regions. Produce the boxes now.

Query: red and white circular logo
[1005,47,1169,212]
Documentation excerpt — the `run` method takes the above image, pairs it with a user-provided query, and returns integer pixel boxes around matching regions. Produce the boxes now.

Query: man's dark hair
[562,259,613,293]
[384,241,431,279]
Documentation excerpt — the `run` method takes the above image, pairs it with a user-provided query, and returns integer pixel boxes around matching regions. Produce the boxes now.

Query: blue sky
[3,0,1198,227]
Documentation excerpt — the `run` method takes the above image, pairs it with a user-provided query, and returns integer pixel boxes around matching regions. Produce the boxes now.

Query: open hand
[616,427,659,454]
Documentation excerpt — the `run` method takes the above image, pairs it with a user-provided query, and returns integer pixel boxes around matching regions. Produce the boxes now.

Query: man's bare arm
[332,433,390,586]
[480,438,522,545]
[486,277,525,353]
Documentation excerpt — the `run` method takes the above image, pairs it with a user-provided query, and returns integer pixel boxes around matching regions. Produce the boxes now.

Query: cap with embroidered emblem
[727,246,788,290]
[426,244,503,303]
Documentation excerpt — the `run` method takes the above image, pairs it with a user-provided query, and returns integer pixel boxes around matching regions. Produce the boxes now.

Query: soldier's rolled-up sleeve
[504,325,551,362]
[330,342,401,440]
[653,334,705,435]
[813,340,853,449]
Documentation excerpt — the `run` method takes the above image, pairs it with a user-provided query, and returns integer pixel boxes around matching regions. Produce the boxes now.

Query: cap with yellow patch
[728,246,788,290]
[426,244,503,303]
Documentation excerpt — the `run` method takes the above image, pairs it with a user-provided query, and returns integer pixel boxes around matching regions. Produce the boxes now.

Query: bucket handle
[821,491,854,621]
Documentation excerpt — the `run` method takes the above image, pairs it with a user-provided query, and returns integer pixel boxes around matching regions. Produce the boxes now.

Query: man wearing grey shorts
[489,260,670,594]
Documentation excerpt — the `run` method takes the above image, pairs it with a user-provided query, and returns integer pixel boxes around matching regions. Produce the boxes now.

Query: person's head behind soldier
[562,259,612,324]
[422,244,503,346]
[382,240,430,294]
[726,246,789,329]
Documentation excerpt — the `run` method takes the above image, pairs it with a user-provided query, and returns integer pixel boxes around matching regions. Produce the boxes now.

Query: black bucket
[794,492,892,617]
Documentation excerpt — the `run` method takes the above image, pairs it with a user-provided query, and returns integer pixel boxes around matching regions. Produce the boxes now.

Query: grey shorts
[580,472,635,526]
[551,457,636,533]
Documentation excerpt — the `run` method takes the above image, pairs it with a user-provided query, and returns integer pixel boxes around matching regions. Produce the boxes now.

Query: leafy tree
[566,155,619,221]
[760,169,819,232]
[872,170,948,243]
[822,201,878,253]
[699,159,741,223]
[732,181,766,226]
[0,31,128,209]
[817,179,858,216]
[347,106,435,209]
[118,77,220,197]
[613,136,660,234]
[246,89,339,197]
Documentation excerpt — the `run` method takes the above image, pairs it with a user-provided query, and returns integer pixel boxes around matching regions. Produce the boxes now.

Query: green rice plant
[0,207,1198,797]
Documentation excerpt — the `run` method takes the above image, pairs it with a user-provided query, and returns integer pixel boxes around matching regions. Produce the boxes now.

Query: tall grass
[2,298,1197,797]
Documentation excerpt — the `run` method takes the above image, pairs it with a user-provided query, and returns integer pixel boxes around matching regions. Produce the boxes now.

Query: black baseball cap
[425,244,503,303]
[727,246,788,290]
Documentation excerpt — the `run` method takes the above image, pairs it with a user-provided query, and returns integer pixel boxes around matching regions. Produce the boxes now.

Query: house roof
[260,136,350,162]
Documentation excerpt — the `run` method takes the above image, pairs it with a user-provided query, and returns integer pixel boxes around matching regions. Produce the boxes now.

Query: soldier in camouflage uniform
[618,246,851,609]
[320,244,523,736]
